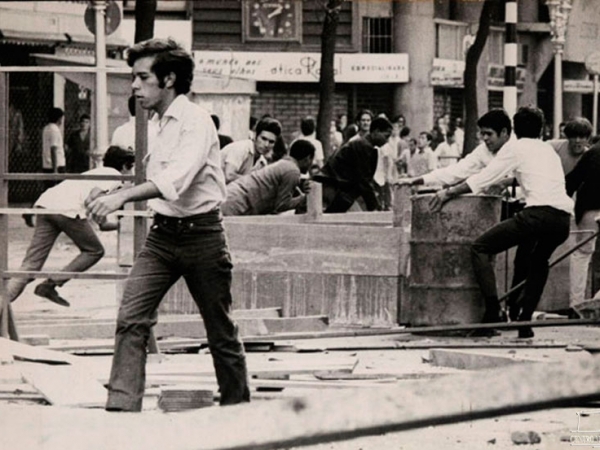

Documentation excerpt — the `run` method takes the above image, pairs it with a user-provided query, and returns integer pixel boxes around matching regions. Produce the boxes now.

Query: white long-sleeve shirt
[466,138,573,214]
[421,142,495,186]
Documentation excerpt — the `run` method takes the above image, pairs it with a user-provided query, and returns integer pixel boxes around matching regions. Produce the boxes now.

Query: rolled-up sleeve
[148,119,213,202]
[466,145,518,194]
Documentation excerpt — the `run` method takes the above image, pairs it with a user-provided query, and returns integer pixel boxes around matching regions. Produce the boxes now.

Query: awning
[0,29,128,49]
[0,29,68,47]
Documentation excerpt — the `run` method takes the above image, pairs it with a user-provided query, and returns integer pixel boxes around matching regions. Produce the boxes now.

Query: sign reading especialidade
[193,51,409,83]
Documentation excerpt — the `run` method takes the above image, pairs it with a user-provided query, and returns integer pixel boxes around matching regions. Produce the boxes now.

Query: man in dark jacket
[314,116,392,213]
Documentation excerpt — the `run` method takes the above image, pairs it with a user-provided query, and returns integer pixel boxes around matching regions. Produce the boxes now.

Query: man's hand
[299,179,312,194]
[86,192,125,224]
[429,189,451,212]
[85,187,107,209]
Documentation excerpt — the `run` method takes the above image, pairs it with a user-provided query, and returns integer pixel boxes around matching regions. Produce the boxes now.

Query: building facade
[191,0,600,141]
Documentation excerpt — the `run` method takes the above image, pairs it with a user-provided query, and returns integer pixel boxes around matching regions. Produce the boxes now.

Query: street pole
[503,0,518,119]
[594,74,599,134]
[93,0,108,167]
[546,0,573,139]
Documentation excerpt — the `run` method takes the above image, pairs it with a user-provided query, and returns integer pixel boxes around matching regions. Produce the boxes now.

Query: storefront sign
[193,51,409,83]
[564,79,594,93]
[431,59,465,87]
[487,64,526,91]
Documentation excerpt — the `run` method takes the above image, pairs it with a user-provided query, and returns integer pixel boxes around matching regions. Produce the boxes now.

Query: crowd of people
[3,36,600,412]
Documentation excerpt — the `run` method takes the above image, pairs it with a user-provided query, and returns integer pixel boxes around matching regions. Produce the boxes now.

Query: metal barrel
[407,194,502,326]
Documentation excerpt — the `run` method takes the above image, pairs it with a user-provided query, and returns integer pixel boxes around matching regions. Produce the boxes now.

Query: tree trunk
[317,0,343,160]
[134,0,157,43]
[463,0,504,155]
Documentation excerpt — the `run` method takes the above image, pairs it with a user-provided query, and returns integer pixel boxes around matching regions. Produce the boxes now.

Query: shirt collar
[150,94,188,126]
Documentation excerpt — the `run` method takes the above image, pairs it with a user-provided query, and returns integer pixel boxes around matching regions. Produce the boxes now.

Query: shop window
[487,28,504,66]
[435,20,469,61]
[362,17,393,53]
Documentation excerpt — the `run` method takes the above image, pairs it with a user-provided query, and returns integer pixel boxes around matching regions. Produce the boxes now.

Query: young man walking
[85,38,250,411]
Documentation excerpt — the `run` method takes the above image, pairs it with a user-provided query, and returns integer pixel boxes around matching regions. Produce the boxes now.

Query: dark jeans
[106,210,250,412]
[6,213,105,302]
[471,206,570,321]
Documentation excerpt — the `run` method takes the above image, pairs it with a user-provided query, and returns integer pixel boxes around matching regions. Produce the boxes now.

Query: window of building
[435,19,469,61]
[487,27,505,66]
[362,17,393,53]
[122,0,187,18]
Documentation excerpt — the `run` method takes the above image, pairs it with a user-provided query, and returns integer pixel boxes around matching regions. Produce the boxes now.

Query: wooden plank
[2,355,600,450]
[20,362,106,408]
[1,337,76,364]
[17,315,328,340]
[429,348,548,370]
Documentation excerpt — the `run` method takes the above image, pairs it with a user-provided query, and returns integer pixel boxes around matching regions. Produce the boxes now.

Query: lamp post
[546,0,573,139]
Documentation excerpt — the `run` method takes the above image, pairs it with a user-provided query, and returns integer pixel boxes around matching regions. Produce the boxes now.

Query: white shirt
[111,117,158,153]
[422,141,496,186]
[434,142,461,168]
[374,141,398,185]
[145,95,225,217]
[35,167,123,219]
[220,139,268,184]
[42,123,65,169]
[467,138,573,214]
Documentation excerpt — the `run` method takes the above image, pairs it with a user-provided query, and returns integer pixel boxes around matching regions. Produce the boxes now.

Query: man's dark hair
[126,38,194,95]
[255,117,282,137]
[370,117,393,133]
[211,114,221,130]
[300,116,316,136]
[477,108,512,136]
[392,114,406,124]
[103,146,135,171]
[446,128,455,139]
[400,126,411,138]
[419,131,433,142]
[290,139,316,160]
[513,106,544,139]
[563,117,592,139]
[355,109,373,123]
[48,107,64,124]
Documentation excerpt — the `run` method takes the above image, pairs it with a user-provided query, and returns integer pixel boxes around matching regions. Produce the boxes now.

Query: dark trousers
[471,206,570,321]
[6,213,105,302]
[105,211,250,411]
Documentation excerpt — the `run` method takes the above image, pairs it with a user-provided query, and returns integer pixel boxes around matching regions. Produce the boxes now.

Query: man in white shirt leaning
[431,106,573,339]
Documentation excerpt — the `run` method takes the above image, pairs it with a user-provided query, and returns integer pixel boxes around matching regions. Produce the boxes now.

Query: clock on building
[244,0,301,41]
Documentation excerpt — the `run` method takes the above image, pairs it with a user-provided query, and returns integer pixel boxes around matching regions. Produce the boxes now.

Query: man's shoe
[34,283,70,307]
[467,328,501,338]
[517,326,534,339]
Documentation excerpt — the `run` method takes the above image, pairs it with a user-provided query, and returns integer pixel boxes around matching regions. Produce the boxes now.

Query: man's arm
[273,170,307,214]
[429,181,472,212]
[85,181,160,223]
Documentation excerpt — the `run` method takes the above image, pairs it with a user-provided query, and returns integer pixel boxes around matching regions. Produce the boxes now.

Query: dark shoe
[517,326,534,339]
[467,328,501,338]
[34,283,70,307]
[22,214,34,228]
